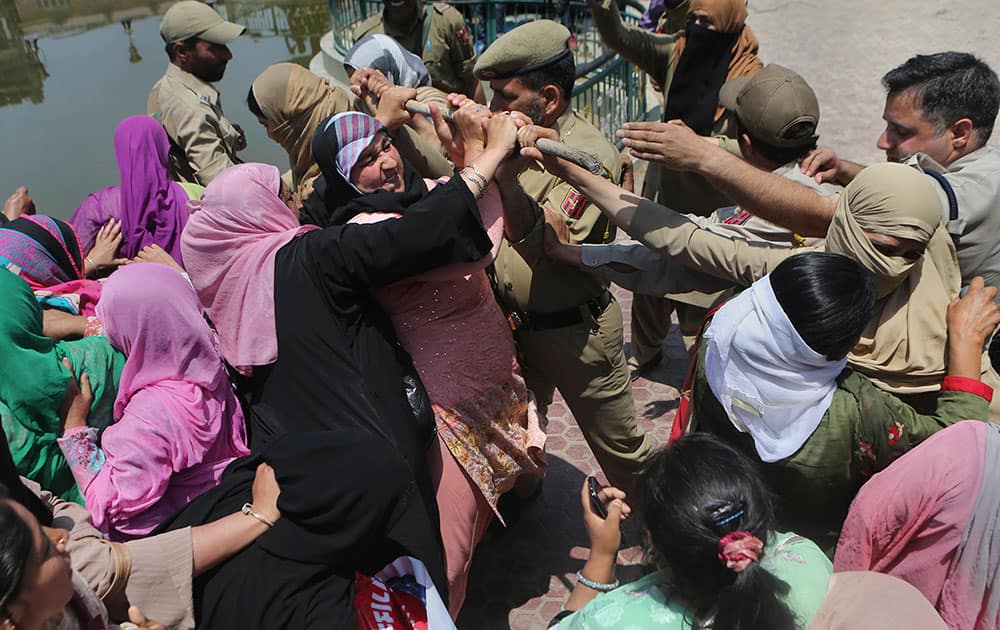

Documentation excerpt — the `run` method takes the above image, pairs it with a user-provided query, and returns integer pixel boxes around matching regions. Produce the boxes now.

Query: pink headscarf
[93,263,248,537]
[180,163,317,374]
[835,421,998,628]
[96,264,247,445]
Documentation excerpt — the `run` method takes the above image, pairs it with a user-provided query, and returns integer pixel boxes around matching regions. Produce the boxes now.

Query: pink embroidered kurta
[58,263,249,541]
[351,181,546,518]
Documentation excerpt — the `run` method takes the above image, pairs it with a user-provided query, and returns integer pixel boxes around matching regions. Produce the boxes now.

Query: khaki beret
[474,20,573,81]
[719,64,820,148]
[160,0,245,45]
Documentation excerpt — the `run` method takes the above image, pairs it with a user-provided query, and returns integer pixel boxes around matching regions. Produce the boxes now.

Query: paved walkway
[458,286,687,629]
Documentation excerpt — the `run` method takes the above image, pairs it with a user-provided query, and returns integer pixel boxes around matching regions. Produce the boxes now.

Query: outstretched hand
[251,462,281,525]
[3,186,35,222]
[58,357,92,432]
[132,244,185,274]
[617,120,715,171]
[579,478,630,558]
[948,277,1000,347]
[86,219,128,276]
[799,145,842,184]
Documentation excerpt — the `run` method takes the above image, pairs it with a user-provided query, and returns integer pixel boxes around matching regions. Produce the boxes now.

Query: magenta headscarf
[95,262,248,454]
[114,115,190,262]
[181,163,317,375]
[835,421,1000,629]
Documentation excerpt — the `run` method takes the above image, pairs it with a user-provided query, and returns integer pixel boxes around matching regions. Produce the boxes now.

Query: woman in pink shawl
[56,263,249,541]
[69,115,200,265]
[317,111,546,616]
[835,420,1000,629]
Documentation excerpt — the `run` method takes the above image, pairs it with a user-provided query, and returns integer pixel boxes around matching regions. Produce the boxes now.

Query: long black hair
[770,252,877,360]
[0,486,32,618]
[637,434,796,630]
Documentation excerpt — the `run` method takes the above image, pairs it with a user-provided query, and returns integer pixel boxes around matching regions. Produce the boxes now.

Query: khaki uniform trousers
[515,297,654,492]
[630,295,707,366]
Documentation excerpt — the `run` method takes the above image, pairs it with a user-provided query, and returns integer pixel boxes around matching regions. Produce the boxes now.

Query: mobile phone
[587,476,608,519]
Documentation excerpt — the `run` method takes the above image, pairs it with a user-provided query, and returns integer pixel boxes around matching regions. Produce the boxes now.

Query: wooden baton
[403,100,605,175]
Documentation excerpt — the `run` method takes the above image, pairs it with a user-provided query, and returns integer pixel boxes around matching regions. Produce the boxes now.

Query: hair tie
[717,531,764,573]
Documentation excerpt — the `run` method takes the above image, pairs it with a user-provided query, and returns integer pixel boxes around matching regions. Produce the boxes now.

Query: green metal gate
[329,0,647,146]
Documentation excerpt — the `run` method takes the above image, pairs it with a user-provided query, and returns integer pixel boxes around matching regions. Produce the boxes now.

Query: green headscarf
[0,270,124,502]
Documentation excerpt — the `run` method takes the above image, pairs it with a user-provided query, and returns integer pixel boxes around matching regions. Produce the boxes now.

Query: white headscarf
[704,274,846,462]
[344,34,432,88]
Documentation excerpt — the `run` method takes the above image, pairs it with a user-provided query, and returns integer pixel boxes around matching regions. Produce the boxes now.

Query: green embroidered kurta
[690,336,990,548]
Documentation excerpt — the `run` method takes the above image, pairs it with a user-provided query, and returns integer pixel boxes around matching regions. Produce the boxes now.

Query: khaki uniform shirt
[148,64,244,185]
[581,162,837,301]
[915,147,1000,304]
[354,2,477,96]
[493,108,623,313]
[589,0,742,214]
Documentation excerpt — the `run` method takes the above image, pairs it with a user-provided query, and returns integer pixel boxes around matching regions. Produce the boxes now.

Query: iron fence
[329,0,647,145]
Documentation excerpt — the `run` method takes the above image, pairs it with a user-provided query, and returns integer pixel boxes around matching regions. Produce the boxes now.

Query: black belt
[509,291,613,331]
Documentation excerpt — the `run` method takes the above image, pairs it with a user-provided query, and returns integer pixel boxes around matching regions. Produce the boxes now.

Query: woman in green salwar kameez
[0,269,124,502]
[689,253,999,547]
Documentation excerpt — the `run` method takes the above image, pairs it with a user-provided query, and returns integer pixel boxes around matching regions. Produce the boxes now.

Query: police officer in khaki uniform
[563,65,839,348]
[148,1,246,185]
[474,21,653,492]
[588,0,763,377]
[353,0,479,99]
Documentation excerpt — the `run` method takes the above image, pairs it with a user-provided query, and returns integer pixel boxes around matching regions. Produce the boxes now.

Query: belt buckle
[508,311,524,331]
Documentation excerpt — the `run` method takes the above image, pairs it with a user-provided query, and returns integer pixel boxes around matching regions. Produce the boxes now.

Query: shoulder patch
[560,189,588,219]
[722,209,752,226]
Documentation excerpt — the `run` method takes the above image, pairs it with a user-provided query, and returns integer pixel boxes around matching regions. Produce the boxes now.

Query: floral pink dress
[350,180,546,518]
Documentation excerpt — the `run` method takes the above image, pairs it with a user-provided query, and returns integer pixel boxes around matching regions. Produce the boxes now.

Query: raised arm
[521,144,796,286]
[587,0,678,83]
[309,115,520,290]
[619,120,838,237]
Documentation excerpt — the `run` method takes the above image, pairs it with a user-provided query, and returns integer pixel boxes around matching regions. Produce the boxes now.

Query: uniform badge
[560,189,588,219]
[198,94,213,106]
[722,209,752,225]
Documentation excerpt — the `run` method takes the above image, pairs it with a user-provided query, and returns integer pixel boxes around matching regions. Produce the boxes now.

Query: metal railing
[328,0,647,145]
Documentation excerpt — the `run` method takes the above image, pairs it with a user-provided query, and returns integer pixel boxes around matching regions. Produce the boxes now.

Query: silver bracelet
[462,166,488,190]
[576,570,619,592]
[467,162,488,187]
[460,168,488,199]
[241,502,276,528]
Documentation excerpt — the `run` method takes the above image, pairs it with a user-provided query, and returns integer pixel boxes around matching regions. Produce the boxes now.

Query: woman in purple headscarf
[69,116,201,266]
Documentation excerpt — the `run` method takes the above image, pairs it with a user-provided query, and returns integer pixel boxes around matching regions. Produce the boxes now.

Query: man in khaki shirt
[148,1,246,185]
[620,52,1000,365]
[474,21,653,492]
[353,0,480,100]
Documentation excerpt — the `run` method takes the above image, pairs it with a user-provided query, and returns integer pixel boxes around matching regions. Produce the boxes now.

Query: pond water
[0,0,331,219]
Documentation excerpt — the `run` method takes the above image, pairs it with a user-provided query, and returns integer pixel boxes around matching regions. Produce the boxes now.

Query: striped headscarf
[323,112,385,193]
[0,215,85,288]
[0,215,103,315]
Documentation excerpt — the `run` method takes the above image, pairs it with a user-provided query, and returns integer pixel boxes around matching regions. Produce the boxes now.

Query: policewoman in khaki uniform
[353,0,479,98]
[588,0,764,375]
[148,1,246,186]
[476,21,654,491]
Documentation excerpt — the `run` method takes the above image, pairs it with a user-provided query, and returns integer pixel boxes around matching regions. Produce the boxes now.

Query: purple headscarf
[114,116,190,262]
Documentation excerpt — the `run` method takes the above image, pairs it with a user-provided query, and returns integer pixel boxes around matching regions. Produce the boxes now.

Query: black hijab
[158,430,446,628]
[299,115,431,228]
[663,23,740,135]
[0,427,52,526]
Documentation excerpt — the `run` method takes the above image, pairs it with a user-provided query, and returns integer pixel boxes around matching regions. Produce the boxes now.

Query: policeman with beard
[148,1,247,185]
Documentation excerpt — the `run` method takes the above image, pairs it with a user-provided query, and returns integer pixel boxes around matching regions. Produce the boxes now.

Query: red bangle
[942,376,993,402]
